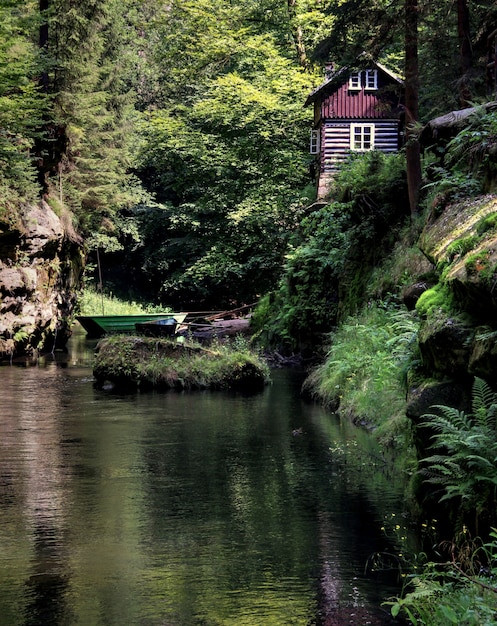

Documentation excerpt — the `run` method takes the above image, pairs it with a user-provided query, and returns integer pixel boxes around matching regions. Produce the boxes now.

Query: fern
[419,378,497,527]
[472,377,497,427]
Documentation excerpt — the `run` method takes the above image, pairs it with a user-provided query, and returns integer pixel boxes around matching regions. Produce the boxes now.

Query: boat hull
[76,314,187,337]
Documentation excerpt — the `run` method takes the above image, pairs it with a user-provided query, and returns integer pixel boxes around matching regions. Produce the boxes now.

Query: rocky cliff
[406,193,497,423]
[0,200,83,360]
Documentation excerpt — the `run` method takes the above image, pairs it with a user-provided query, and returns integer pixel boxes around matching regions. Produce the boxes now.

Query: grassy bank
[93,335,271,392]
[303,301,419,449]
[78,287,167,316]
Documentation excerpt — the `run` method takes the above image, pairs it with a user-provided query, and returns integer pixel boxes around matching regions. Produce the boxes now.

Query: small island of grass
[93,335,271,392]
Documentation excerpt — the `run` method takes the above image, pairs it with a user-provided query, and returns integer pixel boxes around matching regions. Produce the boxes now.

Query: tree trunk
[39,0,49,91]
[405,0,422,218]
[457,0,472,107]
[288,0,309,69]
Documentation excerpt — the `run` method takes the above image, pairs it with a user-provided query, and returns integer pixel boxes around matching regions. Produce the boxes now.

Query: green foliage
[424,168,481,214]
[254,151,410,349]
[367,227,433,301]
[476,212,497,236]
[303,302,419,440]
[425,110,497,213]
[419,377,497,531]
[311,0,403,67]
[149,0,246,104]
[0,1,46,204]
[332,151,408,211]
[446,236,479,263]
[125,18,315,307]
[46,0,145,229]
[385,528,497,625]
[94,335,270,391]
[387,575,497,626]
[77,286,164,315]
[446,110,497,179]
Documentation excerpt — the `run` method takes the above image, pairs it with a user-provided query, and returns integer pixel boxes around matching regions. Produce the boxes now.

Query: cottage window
[350,124,375,151]
[364,69,378,90]
[348,72,361,90]
[310,129,320,154]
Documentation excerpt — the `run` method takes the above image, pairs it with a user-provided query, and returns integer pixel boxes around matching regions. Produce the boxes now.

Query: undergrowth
[382,377,497,625]
[303,301,420,448]
[383,526,497,625]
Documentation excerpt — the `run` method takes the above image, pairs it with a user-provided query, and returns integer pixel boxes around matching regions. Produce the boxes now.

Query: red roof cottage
[305,58,404,198]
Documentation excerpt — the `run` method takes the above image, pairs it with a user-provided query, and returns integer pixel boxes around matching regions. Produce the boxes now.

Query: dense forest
[3,1,497,622]
[1,0,494,314]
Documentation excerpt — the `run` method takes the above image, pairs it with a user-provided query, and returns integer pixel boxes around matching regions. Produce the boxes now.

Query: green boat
[76,313,189,337]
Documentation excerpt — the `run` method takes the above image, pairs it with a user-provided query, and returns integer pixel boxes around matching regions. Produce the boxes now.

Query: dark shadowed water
[0,328,409,625]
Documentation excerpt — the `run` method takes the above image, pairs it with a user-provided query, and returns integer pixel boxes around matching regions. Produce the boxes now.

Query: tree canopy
[0,0,495,308]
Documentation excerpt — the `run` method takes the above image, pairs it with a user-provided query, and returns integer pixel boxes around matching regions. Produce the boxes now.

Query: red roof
[305,59,404,119]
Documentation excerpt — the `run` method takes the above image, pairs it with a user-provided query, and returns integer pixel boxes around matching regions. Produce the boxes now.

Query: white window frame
[348,72,362,90]
[364,69,378,90]
[310,129,320,155]
[350,124,375,151]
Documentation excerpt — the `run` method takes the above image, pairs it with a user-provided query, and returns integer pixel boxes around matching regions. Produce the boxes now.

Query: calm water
[0,329,408,625]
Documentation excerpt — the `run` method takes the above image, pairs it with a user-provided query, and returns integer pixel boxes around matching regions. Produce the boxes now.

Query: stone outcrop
[0,200,83,360]
[406,194,497,423]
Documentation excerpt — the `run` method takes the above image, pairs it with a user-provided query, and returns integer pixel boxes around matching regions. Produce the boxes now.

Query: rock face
[406,194,497,427]
[0,200,83,359]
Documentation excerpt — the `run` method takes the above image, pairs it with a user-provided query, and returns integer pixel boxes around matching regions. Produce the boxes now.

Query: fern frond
[487,404,497,431]
[472,377,497,424]
[474,475,497,487]
[422,405,472,430]
[465,454,495,469]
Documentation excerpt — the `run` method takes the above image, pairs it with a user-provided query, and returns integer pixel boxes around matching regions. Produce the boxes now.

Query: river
[0,328,409,625]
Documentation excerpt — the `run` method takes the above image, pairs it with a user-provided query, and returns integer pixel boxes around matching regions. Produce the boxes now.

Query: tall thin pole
[96,248,105,315]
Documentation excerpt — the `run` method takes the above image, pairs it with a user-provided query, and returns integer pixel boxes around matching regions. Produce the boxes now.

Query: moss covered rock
[468,326,497,378]
[406,195,497,416]
[93,335,270,392]
[419,194,497,321]
[406,378,470,425]
[417,312,475,376]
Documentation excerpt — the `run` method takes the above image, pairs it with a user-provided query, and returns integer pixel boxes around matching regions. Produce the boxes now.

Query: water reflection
[0,330,407,625]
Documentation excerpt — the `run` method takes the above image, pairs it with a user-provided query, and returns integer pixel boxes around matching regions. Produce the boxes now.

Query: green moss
[476,212,497,235]
[46,196,63,217]
[445,235,479,261]
[465,250,490,276]
[93,335,270,392]
[437,235,480,275]
[415,283,455,318]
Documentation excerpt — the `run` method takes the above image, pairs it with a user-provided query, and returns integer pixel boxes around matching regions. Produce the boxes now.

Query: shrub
[255,152,410,351]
